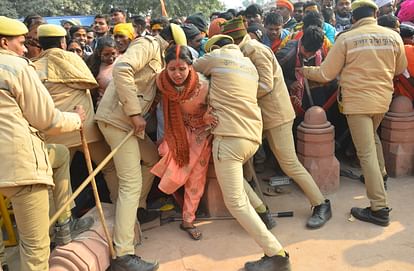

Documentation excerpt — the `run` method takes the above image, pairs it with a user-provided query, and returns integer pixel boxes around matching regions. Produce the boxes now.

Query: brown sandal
[180,223,202,240]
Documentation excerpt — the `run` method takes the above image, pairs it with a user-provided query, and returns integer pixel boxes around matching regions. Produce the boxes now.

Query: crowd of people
[0,0,412,270]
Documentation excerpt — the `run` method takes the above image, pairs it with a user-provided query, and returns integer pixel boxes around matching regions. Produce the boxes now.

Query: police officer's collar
[0,47,32,64]
[350,17,377,30]
[238,34,251,49]
[0,47,20,57]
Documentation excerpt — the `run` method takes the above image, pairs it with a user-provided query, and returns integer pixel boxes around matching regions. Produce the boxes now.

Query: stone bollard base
[297,106,340,194]
[201,164,231,217]
[381,96,414,177]
[49,203,140,271]
[298,154,340,194]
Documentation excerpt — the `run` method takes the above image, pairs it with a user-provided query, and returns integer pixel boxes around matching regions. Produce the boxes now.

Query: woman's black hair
[86,37,116,77]
[69,26,87,39]
[67,39,82,48]
[164,45,193,65]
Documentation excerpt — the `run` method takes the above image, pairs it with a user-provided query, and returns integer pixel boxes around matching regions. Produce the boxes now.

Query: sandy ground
[5,168,414,271]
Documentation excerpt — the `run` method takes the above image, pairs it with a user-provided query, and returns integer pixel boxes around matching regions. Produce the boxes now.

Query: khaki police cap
[0,16,28,36]
[205,34,234,53]
[351,0,378,11]
[37,24,67,38]
[170,23,187,46]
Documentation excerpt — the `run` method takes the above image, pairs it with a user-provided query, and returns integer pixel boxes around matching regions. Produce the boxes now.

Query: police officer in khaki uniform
[302,0,407,226]
[95,24,186,271]
[221,17,332,229]
[195,35,291,271]
[47,144,94,246]
[32,25,119,203]
[0,16,85,271]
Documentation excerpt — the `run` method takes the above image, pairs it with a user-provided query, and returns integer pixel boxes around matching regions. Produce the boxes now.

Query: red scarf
[156,68,199,167]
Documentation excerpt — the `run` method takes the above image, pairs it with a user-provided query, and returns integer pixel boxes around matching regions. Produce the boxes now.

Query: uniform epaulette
[20,55,38,69]
[18,55,31,64]
[143,35,157,42]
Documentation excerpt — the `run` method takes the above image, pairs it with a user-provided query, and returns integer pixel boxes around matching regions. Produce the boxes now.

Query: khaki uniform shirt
[33,48,100,147]
[194,44,263,144]
[239,35,295,130]
[303,18,407,115]
[0,48,81,187]
[95,36,168,133]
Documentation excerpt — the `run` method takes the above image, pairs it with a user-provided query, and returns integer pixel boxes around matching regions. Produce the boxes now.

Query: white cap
[374,0,392,8]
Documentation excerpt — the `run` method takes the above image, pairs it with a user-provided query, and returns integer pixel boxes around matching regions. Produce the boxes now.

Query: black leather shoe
[2,264,9,271]
[137,208,160,224]
[109,254,159,271]
[359,174,388,190]
[306,199,332,229]
[245,253,291,271]
[258,208,277,230]
[351,207,391,226]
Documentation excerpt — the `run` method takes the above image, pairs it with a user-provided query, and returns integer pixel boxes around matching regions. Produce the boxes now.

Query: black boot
[351,207,391,226]
[359,174,388,190]
[258,208,277,230]
[306,199,332,229]
[245,253,291,271]
[109,254,159,271]
[137,208,160,224]
[54,216,94,246]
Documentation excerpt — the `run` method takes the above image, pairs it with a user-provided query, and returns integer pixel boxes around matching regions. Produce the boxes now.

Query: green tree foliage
[242,0,266,8]
[0,0,224,19]
[105,0,225,18]
[0,0,18,18]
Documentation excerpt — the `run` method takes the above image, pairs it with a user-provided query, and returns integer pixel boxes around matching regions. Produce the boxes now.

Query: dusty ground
[5,167,414,271]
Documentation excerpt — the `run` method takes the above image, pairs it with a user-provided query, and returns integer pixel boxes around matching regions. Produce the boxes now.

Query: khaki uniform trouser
[69,140,120,205]
[98,122,158,256]
[47,144,73,224]
[265,120,325,206]
[243,178,263,209]
[0,184,50,271]
[213,136,283,256]
[346,114,388,210]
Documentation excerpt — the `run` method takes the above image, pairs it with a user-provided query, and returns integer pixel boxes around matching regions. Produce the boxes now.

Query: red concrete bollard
[49,203,115,270]
[49,203,120,271]
[297,106,340,194]
[200,161,231,217]
[381,96,414,177]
